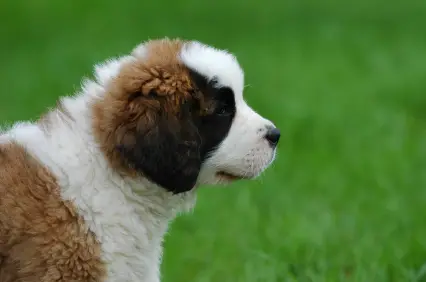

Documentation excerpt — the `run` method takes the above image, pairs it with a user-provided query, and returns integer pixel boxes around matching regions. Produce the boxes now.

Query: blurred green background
[1,0,426,281]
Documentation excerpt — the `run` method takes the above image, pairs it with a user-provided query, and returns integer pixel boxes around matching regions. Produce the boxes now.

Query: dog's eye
[218,108,227,115]
[216,104,231,116]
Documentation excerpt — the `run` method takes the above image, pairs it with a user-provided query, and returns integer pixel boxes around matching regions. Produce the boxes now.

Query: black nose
[265,127,281,146]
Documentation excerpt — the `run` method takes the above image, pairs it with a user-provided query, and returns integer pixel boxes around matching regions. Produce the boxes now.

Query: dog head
[93,39,280,194]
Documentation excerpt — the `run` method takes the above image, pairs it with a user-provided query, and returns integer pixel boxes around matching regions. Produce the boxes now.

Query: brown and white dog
[0,38,280,281]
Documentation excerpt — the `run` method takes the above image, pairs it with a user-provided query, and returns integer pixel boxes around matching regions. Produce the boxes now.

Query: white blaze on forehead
[179,41,245,99]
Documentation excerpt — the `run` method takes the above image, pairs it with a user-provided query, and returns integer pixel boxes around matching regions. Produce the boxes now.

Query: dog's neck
[44,84,197,217]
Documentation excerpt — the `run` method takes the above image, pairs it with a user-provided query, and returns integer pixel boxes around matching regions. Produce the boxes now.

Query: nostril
[265,127,281,146]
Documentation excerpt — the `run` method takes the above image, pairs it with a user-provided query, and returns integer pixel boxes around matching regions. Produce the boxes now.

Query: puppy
[0,38,280,282]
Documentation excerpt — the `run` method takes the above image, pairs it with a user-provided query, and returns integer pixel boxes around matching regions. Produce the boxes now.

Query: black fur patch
[188,69,236,160]
[116,116,202,194]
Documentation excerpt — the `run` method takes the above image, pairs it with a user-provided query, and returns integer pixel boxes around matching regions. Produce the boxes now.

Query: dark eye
[216,104,231,116]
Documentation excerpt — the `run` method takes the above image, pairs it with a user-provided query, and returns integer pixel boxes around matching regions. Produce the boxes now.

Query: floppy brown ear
[114,93,202,194]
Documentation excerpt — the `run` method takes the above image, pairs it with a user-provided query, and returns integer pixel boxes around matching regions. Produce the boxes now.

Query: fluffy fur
[0,38,279,281]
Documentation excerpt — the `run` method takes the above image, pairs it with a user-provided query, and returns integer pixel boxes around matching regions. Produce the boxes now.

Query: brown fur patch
[92,38,206,176]
[0,142,105,281]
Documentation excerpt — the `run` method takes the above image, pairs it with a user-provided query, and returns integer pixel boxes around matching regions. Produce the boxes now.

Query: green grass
[1,0,426,281]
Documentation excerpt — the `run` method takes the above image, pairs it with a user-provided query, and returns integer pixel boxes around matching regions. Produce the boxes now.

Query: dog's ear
[115,92,202,194]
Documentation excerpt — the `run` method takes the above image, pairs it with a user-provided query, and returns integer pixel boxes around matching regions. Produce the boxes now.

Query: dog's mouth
[216,171,251,181]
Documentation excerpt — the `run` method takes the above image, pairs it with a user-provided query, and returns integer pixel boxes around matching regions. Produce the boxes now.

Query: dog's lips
[216,171,250,181]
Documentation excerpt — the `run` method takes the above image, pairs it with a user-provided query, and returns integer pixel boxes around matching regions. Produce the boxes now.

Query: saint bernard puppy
[0,38,280,281]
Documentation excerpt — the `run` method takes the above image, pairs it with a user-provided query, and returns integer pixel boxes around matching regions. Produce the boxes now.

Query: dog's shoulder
[0,138,106,282]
